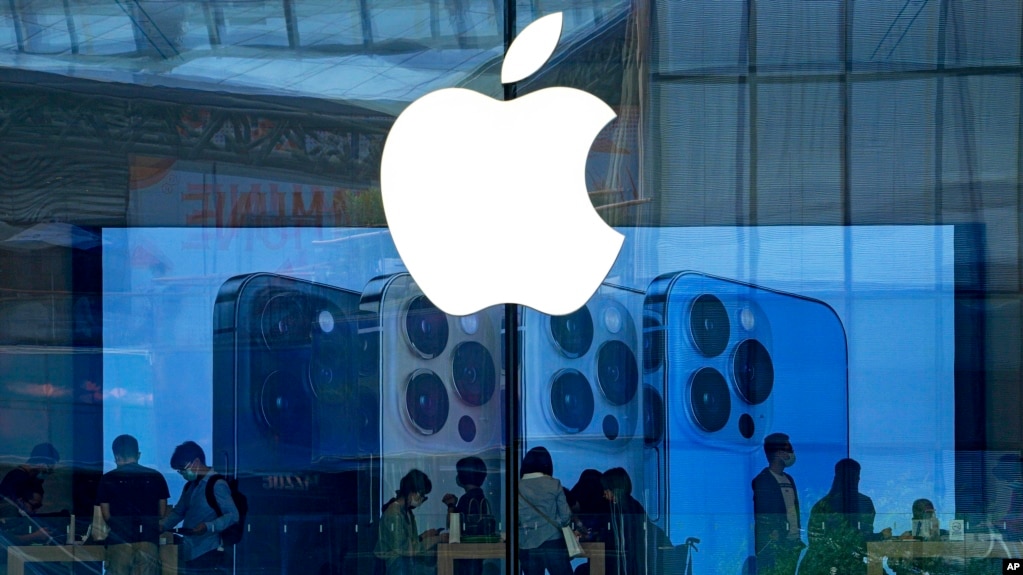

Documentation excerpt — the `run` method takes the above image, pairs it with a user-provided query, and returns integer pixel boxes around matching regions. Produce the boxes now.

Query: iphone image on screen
[360,272,505,531]
[520,284,646,504]
[644,271,849,572]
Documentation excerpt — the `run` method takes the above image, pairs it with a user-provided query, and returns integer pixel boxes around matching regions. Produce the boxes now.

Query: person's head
[912,498,936,520]
[521,447,554,477]
[600,467,633,504]
[455,456,487,489]
[570,469,604,513]
[830,458,862,496]
[15,480,43,513]
[27,443,59,477]
[111,434,140,465]
[397,469,432,509]
[170,441,206,482]
[763,433,795,467]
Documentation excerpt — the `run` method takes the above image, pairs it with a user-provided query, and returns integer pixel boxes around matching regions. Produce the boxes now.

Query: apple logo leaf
[501,12,563,85]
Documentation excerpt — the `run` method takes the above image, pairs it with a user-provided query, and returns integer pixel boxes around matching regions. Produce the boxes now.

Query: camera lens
[596,340,639,406]
[550,369,594,433]
[733,339,774,405]
[261,292,310,349]
[550,305,593,358]
[451,341,497,406]
[404,295,449,359]
[642,385,664,446]
[738,413,755,439]
[689,367,730,432]
[689,294,729,357]
[260,369,312,436]
[602,415,619,441]
[458,415,477,443]
[405,370,449,435]
[643,314,664,373]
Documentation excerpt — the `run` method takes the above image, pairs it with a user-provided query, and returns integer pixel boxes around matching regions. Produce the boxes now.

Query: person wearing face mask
[752,433,803,575]
[376,469,447,575]
[160,441,239,575]
[0,443,60,504]
[800,458,891,575]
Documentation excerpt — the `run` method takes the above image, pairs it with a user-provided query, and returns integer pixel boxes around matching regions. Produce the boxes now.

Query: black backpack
[203,474,248,546]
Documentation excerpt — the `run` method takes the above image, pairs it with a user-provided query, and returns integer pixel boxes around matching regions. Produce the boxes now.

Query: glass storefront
[0,1,1018,574]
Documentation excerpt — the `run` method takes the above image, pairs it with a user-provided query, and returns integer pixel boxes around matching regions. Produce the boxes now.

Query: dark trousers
[521,537,573,575]
[182,549,225,575]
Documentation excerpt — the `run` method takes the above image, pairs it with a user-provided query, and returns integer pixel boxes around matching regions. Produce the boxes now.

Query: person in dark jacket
[442,457,495,575]
[601,467,656,575]
[752,433,803,575]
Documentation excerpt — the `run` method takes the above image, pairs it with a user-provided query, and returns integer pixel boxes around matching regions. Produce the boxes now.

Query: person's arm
[160,495,186,531]
[555,482,572,528]
[158,499,168,519]
[100,502,111,523]
[201,479,238,534]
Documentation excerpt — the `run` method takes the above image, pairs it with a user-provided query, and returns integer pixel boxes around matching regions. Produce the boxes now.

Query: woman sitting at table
[375,469,448,575]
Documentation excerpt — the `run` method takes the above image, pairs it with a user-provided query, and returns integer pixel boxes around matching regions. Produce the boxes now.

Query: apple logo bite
[380,12,624,317]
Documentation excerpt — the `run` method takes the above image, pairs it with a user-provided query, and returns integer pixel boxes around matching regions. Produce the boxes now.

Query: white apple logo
[380,12,624,317]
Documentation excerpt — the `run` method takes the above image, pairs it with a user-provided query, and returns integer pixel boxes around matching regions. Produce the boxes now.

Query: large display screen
[101,224,954,572]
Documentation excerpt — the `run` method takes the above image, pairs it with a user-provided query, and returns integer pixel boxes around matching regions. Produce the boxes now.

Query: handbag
[462,496,496,538]
[518,493,585,558]
[90,504,109,542]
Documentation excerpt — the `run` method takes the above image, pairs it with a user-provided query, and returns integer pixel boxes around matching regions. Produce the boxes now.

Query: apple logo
[380,12,624,317]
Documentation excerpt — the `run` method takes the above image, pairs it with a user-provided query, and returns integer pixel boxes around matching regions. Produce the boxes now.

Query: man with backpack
[161,441,240,575]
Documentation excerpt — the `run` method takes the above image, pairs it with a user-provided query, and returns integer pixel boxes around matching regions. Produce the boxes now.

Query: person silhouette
[752,433,803,575]
[800,459,891,575]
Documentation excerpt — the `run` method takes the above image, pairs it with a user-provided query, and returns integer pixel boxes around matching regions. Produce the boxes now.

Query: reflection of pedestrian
[97,435,170,575]
[518,447,573,575]
[800,459,891,575]
[752,433,802,575]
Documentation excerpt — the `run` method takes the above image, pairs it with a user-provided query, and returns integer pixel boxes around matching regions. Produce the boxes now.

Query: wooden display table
[7,543,177,575]
[866,538,1023,575]
[438,541,604,575]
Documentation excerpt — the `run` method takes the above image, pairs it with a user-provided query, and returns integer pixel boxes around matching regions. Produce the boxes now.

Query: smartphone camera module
[404,295,449,359]
[309,304,358,402]
[732,339,774,405]
[550,369,595,433]
[451,341,497,407]
[596,340,639,406]
[689,367,731,432]
[405,370,449,435]
[550,305,594,358]
[689,294,729,357]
